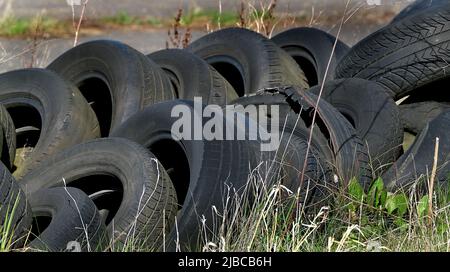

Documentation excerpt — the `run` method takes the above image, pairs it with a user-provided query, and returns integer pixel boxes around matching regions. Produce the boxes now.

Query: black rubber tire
[400,101,450,134]
[392,0,448,23]
[47,40,175,136]
[111,100,259,250]
[233,87,372,190]
[272,27,350,86]
[276,133,331,208]
[309,78,403,173]
[0,105,16,170]
[0,161,32,248]
[187,28,309,97]
[383,110,450,191]
[0,69,100,179]
[0,126,3,166]
[20,138,178,251]
[27,187,106,252]
[232,94,331,183]
[228,95,332,208]
[148,49,239,105]
[335,5,450,100]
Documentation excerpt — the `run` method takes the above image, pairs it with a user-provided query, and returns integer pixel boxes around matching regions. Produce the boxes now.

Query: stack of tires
[0,0,449,252]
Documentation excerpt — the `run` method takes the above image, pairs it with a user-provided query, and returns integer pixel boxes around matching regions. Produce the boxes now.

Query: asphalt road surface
[3,0,410,18]
[0,0,411,73]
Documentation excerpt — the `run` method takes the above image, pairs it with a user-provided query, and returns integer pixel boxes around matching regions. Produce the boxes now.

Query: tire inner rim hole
[150,139,190,209]
[68,174,123,225]
[7,105,42,149]
[78,77,113,137]
[209,61,245,97]
[340,112,356,128]
[292,56,318,87]
[30,214,52,239]
[400,76,450,104]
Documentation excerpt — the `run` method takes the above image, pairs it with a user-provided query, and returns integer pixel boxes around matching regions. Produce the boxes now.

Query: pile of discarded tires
[0,0,449,252]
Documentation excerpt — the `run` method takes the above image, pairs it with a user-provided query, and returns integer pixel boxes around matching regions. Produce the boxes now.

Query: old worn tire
[27,187,106,252]
[0,105,15,170]
[0,162,32,248]
[336,5,450,100]
[0,69,100,179]
[235,87,372,189]
[230,94,333,209]
[383,110,450,191]
[20,138,177,251]
[309,79,403,173]
[400,101,450,134]
[272,27,350,86]
[232,94,331,188]
[48,40,175,136]
[148,49,239,105]
[111,100,259,250]
[392,0,448,22]
[277,133,331,208]
[187,28,309,97]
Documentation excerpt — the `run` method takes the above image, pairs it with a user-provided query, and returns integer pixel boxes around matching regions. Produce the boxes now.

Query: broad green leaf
[385,194,408,216]
[395,194,408,216]
[385,195,397,215]
[380,190,388,207]
[417,195,429,218]
[348,177,365,202]
[368,178,384,207]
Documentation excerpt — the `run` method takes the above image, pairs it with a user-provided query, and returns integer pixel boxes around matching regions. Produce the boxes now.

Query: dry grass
[166,9,192,49]
[216,165,449,252]
[180,149,450,252]
[3,159,449,252]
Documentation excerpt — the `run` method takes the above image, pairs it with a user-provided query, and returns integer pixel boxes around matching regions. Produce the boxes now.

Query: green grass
[193,173,450,252]
[0,17,32,36]
[95,9,240,28]
[101,11,162,27]
[104,11,136,25]
[0,9,299,38]
[181,9,239,26]
[0,16,60,37]
[0,193,21,252]
[2,167,449,252]
[0,12,164,38]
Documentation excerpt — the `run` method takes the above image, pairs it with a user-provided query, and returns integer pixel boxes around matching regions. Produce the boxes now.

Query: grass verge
[0,6,397,39]
[195,174,450,252]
